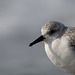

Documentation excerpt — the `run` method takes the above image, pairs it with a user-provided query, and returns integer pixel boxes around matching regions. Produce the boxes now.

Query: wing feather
[63,27,75,46]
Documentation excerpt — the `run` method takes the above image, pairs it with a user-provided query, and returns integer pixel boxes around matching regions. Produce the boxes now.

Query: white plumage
[29,21,75,75]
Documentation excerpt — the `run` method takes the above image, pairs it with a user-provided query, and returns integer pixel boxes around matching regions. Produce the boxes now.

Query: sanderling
[29,21,75,75]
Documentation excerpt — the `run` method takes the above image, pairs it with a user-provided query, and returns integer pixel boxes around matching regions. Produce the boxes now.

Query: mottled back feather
[63,27,75,46]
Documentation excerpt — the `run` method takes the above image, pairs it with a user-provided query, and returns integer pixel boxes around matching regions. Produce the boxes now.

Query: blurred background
[0,0,75,75]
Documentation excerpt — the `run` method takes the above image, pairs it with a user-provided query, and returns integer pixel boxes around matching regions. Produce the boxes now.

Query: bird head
[29,21,66,47]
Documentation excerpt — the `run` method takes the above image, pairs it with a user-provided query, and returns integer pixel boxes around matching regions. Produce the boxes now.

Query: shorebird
[29,21,75,75]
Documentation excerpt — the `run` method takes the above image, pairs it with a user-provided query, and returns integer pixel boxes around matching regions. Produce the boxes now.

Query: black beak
[29,35,45,47]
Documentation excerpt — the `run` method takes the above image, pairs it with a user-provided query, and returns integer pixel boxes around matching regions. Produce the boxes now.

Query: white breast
[44,39,63,67]
[44,36,75,74]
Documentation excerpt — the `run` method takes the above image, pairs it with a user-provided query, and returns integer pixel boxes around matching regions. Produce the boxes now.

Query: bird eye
[48,29,59,35]
[50,30,55,34]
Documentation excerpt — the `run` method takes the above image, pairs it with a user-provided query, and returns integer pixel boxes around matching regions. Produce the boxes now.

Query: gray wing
[64,27,75,46]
